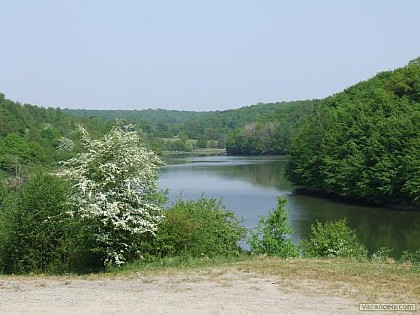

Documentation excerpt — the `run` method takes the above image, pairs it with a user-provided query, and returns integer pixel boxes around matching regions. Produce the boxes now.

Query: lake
[158,155,420,256]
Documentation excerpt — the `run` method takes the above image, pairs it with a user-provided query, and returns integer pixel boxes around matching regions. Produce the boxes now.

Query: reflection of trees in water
[402,222,420,253]
[288,195,420,257]
[218,160,292,190]
[353,215,420,257]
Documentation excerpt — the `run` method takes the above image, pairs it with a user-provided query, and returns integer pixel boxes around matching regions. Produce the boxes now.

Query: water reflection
[159,155,420,256]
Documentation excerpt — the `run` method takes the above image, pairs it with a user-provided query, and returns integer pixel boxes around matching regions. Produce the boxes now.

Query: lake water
[158,155,420,256]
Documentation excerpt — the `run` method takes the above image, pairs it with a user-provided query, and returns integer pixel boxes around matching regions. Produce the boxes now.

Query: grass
[107,255,251,274]
[1,255,419,303]
[235,256,420,303]
[103,254,420,302]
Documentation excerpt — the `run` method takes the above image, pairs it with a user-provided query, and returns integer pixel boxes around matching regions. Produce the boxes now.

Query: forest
[287,57,420,207]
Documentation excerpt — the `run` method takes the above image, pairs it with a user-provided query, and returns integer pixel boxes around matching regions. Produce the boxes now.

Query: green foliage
[197,135,208,148]
[371,247,393,262]
[249,197,298,257]
[301,219,367,259]
[225,101,314,155]
[64,100,314,152]
[150,197,247,258]
[108,254,251,273]
[399,249,420,268]
[287,60,420,206]
[151,210,200,257]
[163,137,194,152]
[0,94,108,176]
[0,177,7,206]
[0,173,77,274]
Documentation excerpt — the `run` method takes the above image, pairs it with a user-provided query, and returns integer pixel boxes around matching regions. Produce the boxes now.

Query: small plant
[371,247,393,262]
[249,197,298,257]
[399,249,420,268]
[301,219,367,259]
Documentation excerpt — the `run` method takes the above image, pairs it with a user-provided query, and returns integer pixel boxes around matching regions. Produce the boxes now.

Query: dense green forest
[287,58,420,207]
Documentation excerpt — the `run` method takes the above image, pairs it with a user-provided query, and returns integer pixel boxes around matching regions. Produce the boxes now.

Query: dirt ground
[0,267,385,315]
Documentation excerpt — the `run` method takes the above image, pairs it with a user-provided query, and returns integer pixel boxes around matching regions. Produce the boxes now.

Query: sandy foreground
[0,268,413,315]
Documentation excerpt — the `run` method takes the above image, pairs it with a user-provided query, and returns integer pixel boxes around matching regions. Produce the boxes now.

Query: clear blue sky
[1,0,419,111]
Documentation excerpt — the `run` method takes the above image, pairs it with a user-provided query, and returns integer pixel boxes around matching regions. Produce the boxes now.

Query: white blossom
[58,124,164,265]
[57,136,75,151]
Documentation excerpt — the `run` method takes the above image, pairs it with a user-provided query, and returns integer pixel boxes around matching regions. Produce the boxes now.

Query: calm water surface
[159,155,420,256]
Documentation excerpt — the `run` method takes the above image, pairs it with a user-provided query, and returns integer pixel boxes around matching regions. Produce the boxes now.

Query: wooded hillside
[287,58,420,207]
[0,94,107,177]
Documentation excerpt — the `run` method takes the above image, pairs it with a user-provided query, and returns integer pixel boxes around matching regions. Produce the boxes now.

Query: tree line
[225,101,314,155]
[63,101,315,154]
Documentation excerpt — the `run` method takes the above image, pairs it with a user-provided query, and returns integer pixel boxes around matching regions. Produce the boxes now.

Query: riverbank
[162,148,226,156]
[294,187,420,212]
[1,257,418,314]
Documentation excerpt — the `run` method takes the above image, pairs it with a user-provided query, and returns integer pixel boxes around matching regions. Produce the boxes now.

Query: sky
[1,0,419,111]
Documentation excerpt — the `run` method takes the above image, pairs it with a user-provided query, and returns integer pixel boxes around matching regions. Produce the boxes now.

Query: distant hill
[63,100,315,140]
[63,108,210,138]
[0,92,315,175]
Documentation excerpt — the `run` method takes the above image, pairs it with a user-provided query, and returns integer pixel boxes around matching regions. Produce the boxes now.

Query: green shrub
[0,172,81,274]
[371,247,393,262]
[301,219,367,259]
[0,177,7,206]
[249,197,298,257]
[151,197,247,258]
[153,210,200,256]
[400,249,420,268]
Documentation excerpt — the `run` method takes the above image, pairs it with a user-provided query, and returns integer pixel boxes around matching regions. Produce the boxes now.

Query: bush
[400,249,420,268]
[0,177,7,206]
[0,172,77,274]
[371,247,393,262]
[301,219,367,259]
[151,197,247,258]
[249,197,298,257]
[153,211,200,257]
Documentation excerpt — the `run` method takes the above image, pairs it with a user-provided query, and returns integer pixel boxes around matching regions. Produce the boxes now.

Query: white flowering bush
[59,123,164,266]
[57,136,75,151]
